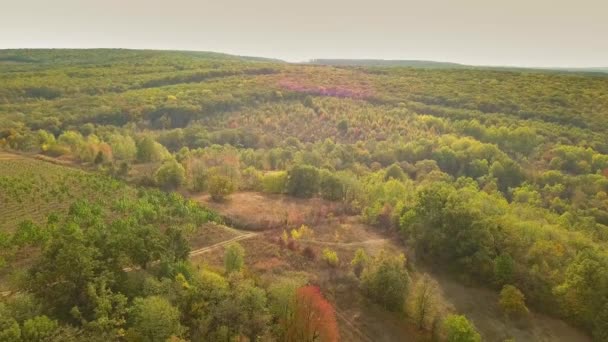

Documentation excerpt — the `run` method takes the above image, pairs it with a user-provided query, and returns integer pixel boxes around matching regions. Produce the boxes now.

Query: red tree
[287,286,340,342]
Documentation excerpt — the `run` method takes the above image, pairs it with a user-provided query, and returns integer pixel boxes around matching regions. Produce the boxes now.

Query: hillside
[1,49,608,341]
[310,58,608,75]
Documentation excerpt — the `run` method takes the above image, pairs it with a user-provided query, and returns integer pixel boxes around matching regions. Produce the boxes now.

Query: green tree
[409,274,440,330]
[224,242,245,274]
[154,159,186,190]
[494,253,514,286]
[499,285,528,317]
[208,174,236,202]
[234,279,270,341]
[21,315,59,342]
[137,136,167,162]
[361,250,410,312]
[262,171,287,194]
[108,134,137,161]
[128,296,184,342]
[594,303,608,342]
[286,165,320,198]
[351,248,368,278]
[0,304,21,342]
[384,163,405,181]
[443,314,481,342]
[268,277,307,340]
[319,170,344,201]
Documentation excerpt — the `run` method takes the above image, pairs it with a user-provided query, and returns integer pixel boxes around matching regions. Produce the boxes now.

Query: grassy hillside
[1,49,608,341]
[0,152,135,232]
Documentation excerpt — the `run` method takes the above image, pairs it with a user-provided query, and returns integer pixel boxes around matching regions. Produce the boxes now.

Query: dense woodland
[1,49,608,341]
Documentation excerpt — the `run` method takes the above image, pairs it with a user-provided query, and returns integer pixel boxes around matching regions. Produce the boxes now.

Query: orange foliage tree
[287,286,340,342]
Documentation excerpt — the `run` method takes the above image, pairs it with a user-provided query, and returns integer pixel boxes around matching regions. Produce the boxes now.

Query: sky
[1,0,607,68]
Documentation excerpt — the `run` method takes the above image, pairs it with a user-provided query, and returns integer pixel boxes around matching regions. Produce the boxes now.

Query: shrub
[322,248,339,267]
[154,159,186,190]
[351,248,368,278]
[286,165,320,198]
[361,250,409,312]
[208,174,236,202]
[499,285,528,317]
[262,171,287,194]
[224,243,245,274]
[319,170,344,201]
[443,314,481,342]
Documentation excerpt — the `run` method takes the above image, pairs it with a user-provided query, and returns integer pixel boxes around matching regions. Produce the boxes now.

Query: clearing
[191,191,591,342]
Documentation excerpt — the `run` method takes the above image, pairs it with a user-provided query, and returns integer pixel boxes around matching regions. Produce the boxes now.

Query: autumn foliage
[287,286,340,342]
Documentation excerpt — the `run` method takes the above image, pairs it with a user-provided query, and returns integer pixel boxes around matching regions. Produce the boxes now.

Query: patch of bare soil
[193,191,348,230]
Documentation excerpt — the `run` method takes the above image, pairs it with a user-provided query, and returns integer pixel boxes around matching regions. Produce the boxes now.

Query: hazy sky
[1,0,607,67]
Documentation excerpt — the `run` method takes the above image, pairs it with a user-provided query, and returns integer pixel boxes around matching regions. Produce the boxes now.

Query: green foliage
[208,174,236,202]
[384,163,405,181]
[361,250,410,312]
[137,137,168,162]
[351,248,368,278]
[262,171,287,194]
[443,314,481,342]
[108,134,137,161]
[319,169,344,201]
[322,248,339,267]
[21,315,59,342]
[499,285,528,317]
[154,158,186,190]
[3,49,608,338]
[128,296,184,342]
[224,242,245,274]
[0,304,21,342]
[493,253,514,286]
[408,274,440,330]
[286,165,320,198]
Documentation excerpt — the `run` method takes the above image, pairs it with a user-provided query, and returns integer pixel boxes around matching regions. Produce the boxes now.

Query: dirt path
[334,308,375,342]
[300,238,388,247]
[189,231,258,257]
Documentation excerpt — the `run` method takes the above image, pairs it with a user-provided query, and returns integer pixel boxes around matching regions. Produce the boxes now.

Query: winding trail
[299,238,388,247]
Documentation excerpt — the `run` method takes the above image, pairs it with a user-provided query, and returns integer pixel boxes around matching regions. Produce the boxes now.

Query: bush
[262,171,287,194]
[319,170,344,201]
[443,314,481,342]
[286,165,320,198]
[361,250,409,312]
[351,248,368,278]
[224,243,245,274]
[322,248,339,267]
[208,174,236,202]
[499,285,528,317]
[154,159,186,190]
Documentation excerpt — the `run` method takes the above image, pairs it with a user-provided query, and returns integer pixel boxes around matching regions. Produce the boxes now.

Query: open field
[195,191,348,230]
[191,191,591,342]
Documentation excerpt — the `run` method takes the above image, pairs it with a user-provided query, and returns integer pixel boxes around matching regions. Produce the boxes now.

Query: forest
[1,49,608,341]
